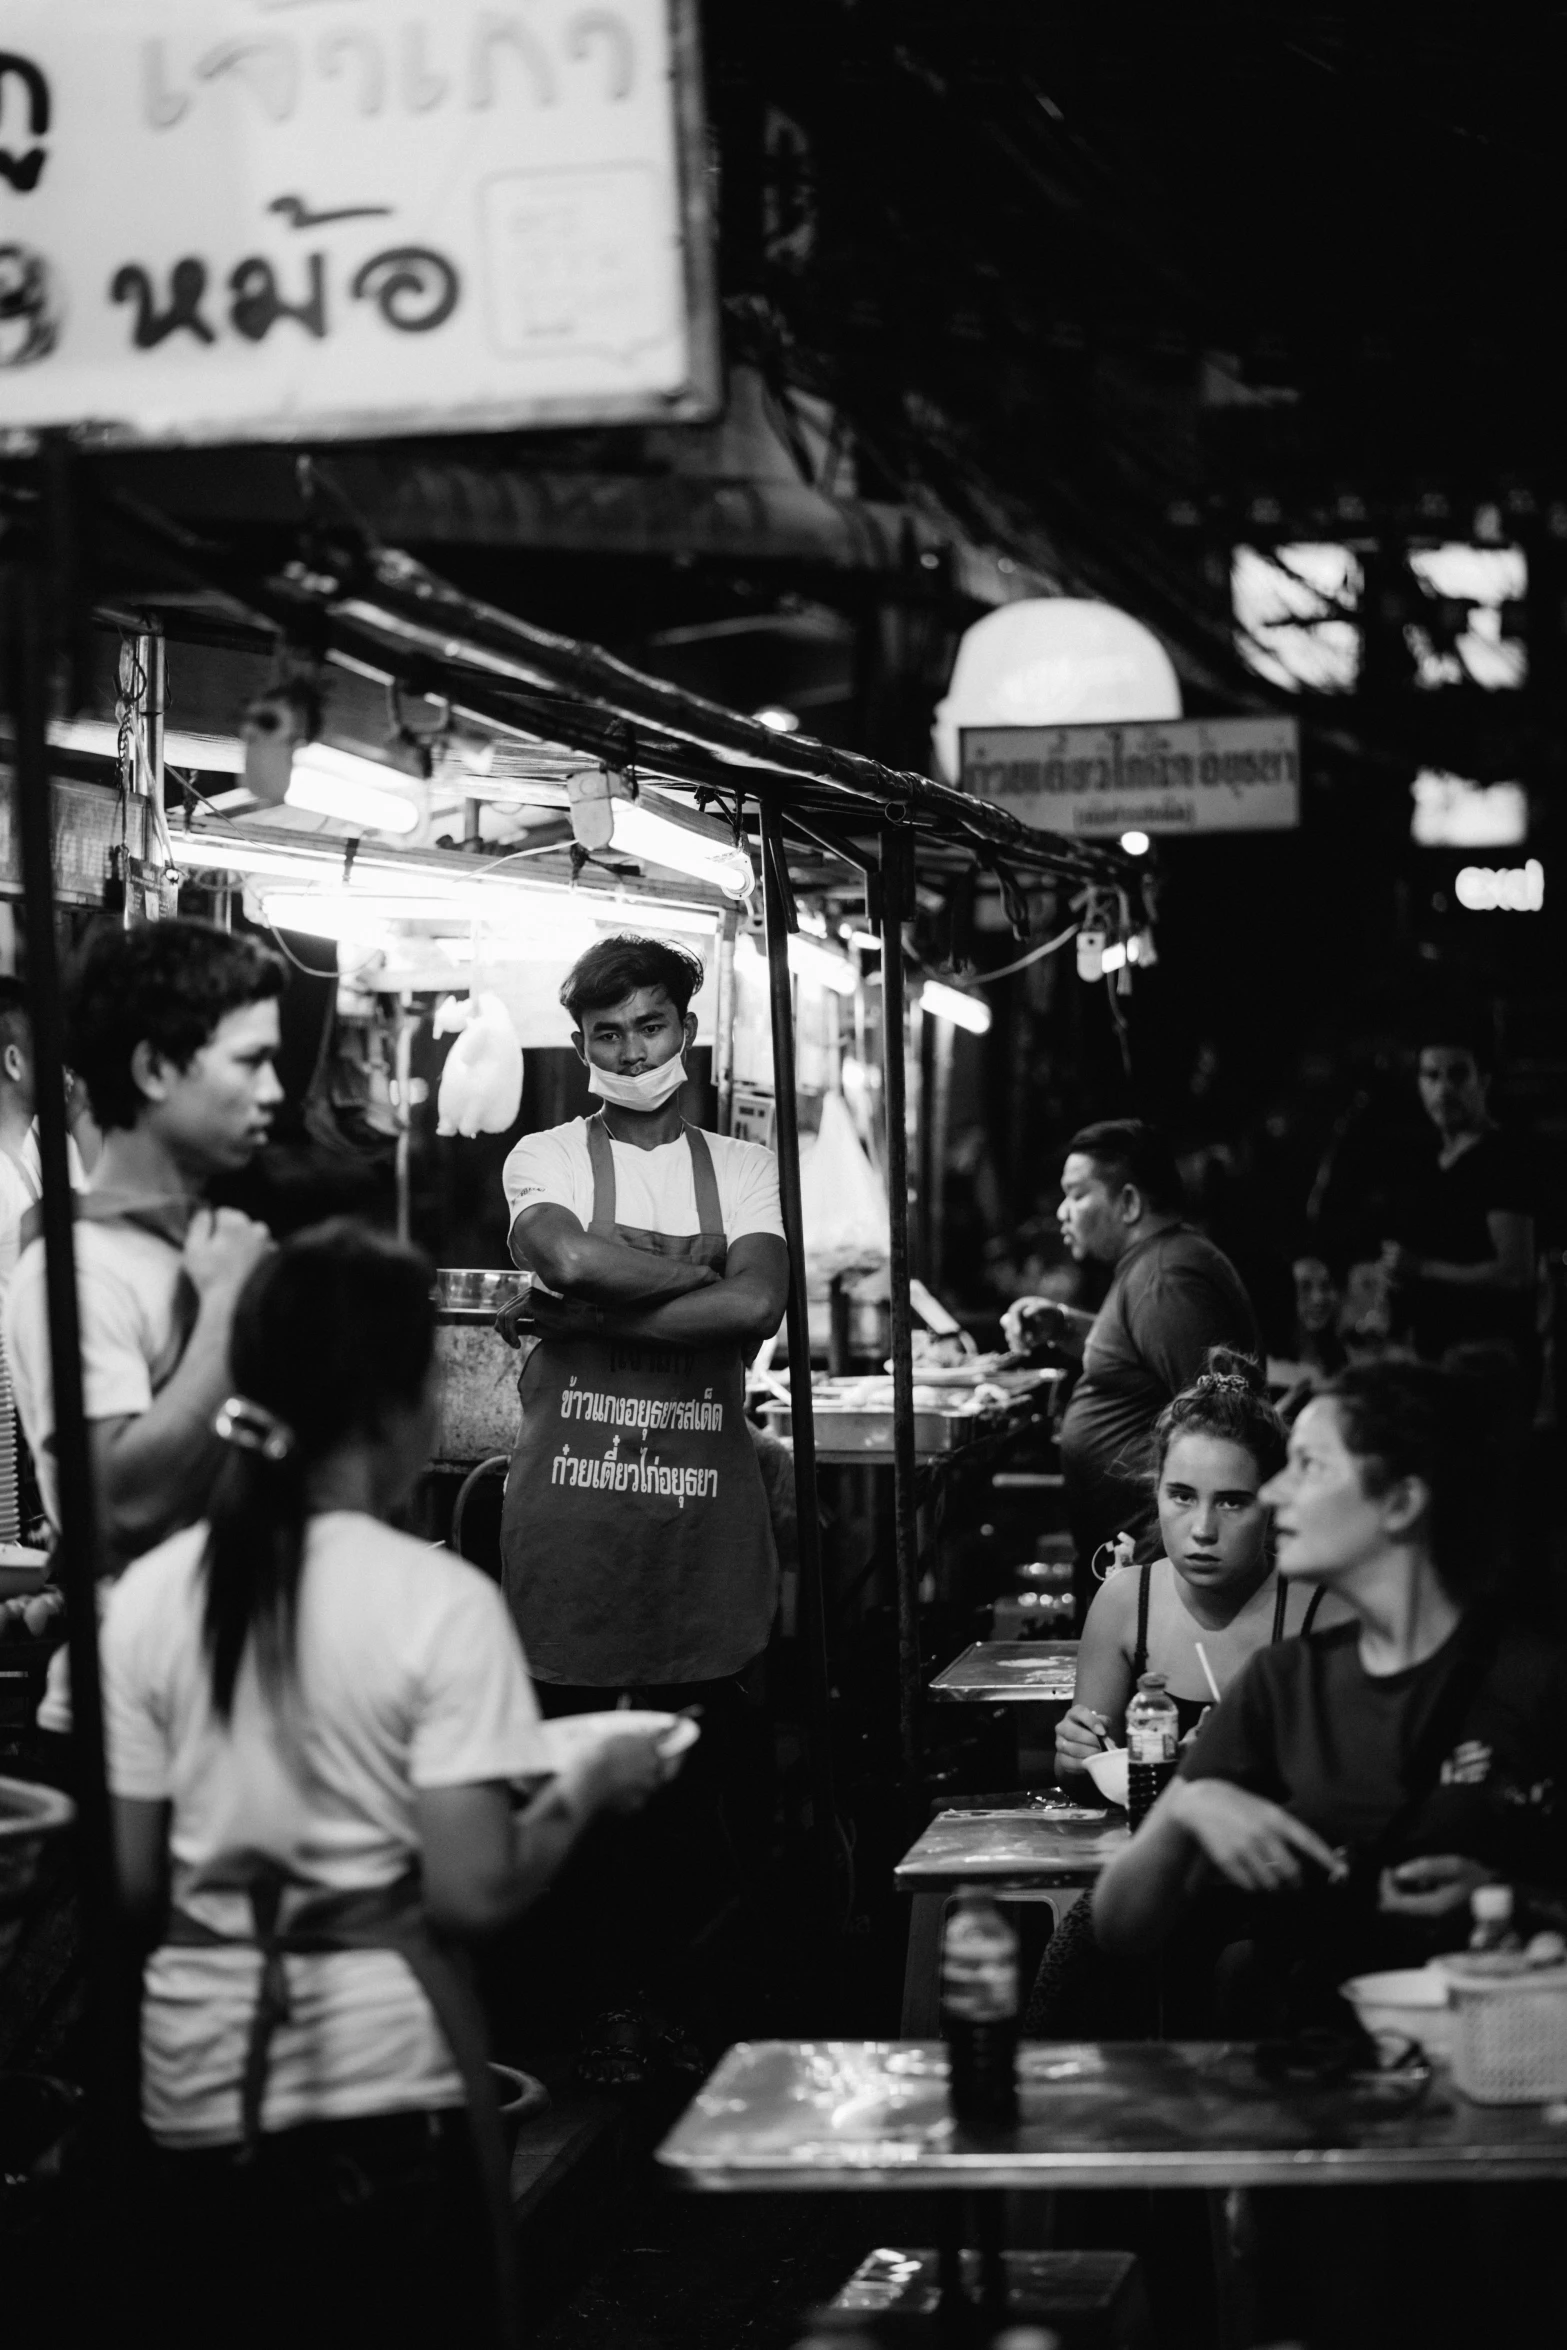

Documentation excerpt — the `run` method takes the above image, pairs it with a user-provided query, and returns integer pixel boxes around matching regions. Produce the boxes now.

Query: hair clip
[215,1396,295,1463]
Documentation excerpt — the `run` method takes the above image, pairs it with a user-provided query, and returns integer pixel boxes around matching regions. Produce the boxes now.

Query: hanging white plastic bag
[435,993,524,1137]
[798,1089,890,1293]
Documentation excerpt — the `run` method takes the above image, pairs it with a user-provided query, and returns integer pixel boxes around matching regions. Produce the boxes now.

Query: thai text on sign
[960,715,1302,837]
[0,0,716,447]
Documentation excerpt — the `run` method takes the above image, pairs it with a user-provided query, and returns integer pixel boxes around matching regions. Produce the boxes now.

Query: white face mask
[587,1052,688,1111]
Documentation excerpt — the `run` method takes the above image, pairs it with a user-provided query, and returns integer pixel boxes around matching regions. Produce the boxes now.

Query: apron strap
[683,1125,724,1240]
[584,1114,618,1234]
[167,1867,520,2345]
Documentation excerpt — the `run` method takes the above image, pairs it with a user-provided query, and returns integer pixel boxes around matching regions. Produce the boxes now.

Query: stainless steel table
[658,2038,1567,2194]
[894,1803,1128,2032]
[928,1640,1078,1704]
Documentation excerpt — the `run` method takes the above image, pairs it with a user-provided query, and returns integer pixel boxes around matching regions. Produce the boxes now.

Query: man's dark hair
[1066,1118,1184,1213]
[0,976,29,1060]
[65,919,284,1133]
[560,934,705,1026]
[1415,1016,1495,1075]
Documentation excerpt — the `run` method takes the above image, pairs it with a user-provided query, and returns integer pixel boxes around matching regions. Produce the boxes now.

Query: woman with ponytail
[102,1221,678,2350]
[1056,1348,1343,1782]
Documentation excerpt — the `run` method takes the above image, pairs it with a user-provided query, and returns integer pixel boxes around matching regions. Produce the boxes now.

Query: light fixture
[1119,830,1151,856]
[753,706,801,733]
[844,929,881,952]
[286,744,420,835]
[788,934,858,995]
[47,718,247,772]
[566,771,754,900]
[1100,941,1128,974]
[920,980,992,1034]
[1411,773,1528,849]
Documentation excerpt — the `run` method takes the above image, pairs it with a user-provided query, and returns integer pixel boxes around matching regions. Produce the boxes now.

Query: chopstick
[1193,1642,1223,1706]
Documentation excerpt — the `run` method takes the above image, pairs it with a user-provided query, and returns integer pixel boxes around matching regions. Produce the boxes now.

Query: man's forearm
[607,1277,784,1348]
[1417,1256,1532,1293]
[513,1221,717,1306]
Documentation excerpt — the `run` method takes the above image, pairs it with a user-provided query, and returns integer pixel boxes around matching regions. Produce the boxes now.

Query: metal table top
[928,1641,1078,1704]
[895,1806,1128,1891]
[657,2040,1567,2193]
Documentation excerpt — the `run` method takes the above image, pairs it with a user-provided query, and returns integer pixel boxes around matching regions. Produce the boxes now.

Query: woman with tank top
[1056,1350,1338,1782]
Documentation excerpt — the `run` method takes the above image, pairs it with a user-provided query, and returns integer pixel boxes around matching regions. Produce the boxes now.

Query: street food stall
[3,468,1131,2146]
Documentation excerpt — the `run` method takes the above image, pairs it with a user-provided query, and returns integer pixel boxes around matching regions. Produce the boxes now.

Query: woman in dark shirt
[1095,1356,1567,1993]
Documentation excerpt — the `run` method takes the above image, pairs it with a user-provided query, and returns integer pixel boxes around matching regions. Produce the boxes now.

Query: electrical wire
[975,921,1081,983]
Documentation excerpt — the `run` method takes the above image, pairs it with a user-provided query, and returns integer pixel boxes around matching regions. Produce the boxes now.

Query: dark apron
[500,1117,777,1686]
[165,1867,518,2345]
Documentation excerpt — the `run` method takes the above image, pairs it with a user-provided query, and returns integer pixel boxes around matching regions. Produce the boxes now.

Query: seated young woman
[104,1222,681,2350]
[1056,1350,1340,1785]
[1094,1354,1567,2015]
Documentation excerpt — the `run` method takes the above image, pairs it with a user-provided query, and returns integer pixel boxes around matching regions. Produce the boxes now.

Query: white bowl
[1340,1966,1454,2061]
[1083,1747,1129,1809]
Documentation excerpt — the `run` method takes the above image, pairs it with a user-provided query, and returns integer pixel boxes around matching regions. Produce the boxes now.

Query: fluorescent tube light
[604,798,755,900]
[921,980,992,1033]
[287,744,420,835]
[47,718,247,772]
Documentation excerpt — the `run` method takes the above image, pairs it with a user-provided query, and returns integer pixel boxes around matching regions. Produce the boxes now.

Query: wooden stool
[829,2246,1151,2346]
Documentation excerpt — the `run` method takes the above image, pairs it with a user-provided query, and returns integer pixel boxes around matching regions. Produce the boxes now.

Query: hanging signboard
[0,0,717,449]
[960,714,1301,839]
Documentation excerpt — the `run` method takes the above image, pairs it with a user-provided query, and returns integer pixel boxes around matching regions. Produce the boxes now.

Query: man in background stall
[499,932,789,2081]
[1005,1118,1260,1609]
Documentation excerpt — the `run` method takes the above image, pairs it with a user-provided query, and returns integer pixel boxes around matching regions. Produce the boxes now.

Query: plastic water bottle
[1469,1883,1518,1953]
[941,1889,1019,2126]
[1126,1672,1179,1830]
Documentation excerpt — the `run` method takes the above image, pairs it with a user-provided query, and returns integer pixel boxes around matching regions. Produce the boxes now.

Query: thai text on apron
[501,1117,777,1685]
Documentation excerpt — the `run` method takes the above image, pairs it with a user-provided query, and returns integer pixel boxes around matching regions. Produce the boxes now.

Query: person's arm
[416,1730,675,1936]
[90,1208,272,1560]
[599,1232,789,1349]
[1001,1297,1094,1360]
[1056,1571,1137,1777]
[1093,1775,1344,1957]
[1386,1210,1535,1297]
[112,1793,172,1953]
[510,1203,718,1306]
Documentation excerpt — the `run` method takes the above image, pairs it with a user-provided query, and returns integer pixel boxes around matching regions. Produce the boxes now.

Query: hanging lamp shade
[933,599,1181,781]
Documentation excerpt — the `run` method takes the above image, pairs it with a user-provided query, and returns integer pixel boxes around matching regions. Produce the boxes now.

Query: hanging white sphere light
[932,599,1182,781]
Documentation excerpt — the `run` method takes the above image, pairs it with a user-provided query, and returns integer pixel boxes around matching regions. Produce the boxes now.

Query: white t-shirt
[103,1512,548,2147]
[4,1218,186,1530]
[502,1119,784,1250]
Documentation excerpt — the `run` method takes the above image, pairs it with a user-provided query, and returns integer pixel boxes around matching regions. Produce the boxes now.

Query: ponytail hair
[201,1219,435,1720]
[1150,1346,1286,1487]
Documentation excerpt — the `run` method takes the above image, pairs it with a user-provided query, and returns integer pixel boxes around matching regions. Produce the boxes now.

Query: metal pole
[757,799,838,1859]
[880,825,921,1779]
[712,902,738,1136]
[6,449,131,2150]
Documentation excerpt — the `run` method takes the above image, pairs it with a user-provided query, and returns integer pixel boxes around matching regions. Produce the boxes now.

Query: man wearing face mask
[497,936,788,2076]
[499,935,787,1688]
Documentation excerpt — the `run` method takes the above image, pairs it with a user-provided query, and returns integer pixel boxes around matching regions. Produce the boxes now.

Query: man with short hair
[1005,1118,1260,1586]
[5,920,282,1572]
[498,932,789,2080]
[1381,1027,1536,1366]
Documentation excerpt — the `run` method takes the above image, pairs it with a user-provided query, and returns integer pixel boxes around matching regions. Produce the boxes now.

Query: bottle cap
[1472,1884,1513,1922]
[1136,1672,1168,1691]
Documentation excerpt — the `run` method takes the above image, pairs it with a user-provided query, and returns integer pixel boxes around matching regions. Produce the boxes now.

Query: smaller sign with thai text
[960,715,1301,839]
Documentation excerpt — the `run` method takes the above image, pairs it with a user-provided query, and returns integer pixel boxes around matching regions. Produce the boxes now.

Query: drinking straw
[1193,1642,1223,1705]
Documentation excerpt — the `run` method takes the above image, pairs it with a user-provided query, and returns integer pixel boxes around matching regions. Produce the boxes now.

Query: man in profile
[1005,1118,1260,1599]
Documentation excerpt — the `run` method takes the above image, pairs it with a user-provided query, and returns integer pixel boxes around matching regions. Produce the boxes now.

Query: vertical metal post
[712,901,738,1136]
[880,825,921,1779]
[5,449,131,2150]
[757,799,838,1858]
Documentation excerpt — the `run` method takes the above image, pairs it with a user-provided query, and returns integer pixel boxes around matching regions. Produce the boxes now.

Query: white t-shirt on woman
[102,1511,548,2148]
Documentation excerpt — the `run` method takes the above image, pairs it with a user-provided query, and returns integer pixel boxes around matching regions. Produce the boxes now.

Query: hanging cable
[974,920,1081,983]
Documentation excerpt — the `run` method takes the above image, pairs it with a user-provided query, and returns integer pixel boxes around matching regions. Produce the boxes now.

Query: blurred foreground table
[658,2039,1567,2193]
[894,1804,1128,2032]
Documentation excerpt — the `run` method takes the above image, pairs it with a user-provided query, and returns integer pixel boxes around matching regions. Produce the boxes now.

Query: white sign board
[960,714,1301,839]
[0,0,716,447]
